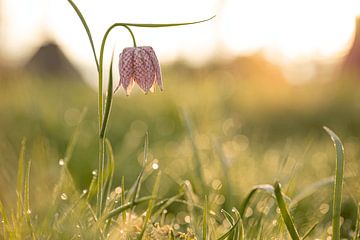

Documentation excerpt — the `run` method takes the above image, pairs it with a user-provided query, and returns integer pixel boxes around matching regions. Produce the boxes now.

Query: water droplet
[245,207,253,218]
[60,193,68,200]
[114,200,118,204]
[27,209,32,214]
[115,187,122,194]
[58,159,64,166]
[152,162,159,170]
[82,189,88,194]
[174,224,180,230]
[76,224,80,228]
[92,170,98,176]
[163,209,168,214]
[319,203,330,214]
[184,215,191,223]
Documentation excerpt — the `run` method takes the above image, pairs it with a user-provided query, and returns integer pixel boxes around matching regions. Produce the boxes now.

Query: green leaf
[323,126,345,240]
[16,138,26,221]
[239,184,274,217]
[104,138,115,207]
[100,53,114,139]
[302,222,318,240]
[138,171,162,240]
[274,181,300,240]
[203,196,208,240]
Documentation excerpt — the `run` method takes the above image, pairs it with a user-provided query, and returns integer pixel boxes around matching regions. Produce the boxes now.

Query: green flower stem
[67,0,215,219]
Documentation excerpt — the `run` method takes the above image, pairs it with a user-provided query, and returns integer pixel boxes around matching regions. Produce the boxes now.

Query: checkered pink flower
[116,46,163,95]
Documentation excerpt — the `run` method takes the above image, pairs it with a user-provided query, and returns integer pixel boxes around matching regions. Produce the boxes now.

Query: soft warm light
[2,0,360,68]
[221,0,360,61]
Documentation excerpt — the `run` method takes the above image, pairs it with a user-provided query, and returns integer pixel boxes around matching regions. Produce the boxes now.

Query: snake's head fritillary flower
[117,46,163,95]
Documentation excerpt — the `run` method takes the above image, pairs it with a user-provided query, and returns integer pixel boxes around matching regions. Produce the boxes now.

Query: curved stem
[98,24,137,132]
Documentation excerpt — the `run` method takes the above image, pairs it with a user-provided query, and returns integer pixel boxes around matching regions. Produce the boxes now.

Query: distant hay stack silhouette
[24,41,84,82]
[342,17,360,79]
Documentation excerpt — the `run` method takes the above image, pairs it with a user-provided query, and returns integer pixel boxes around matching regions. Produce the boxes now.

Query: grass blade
[239,184,274,217]
[110,16,215,28]
[137,171,162,240]
[16,138,26,221]
[354,202,360,240]
[100,52,114,139]
[217,211,240,240]
[24,160,36,240]
[324,126,345,240]
[104,139,115,206]
[274,181,300,240]
[203,196,208,240]
[302,222,318,240]
[67,0,99,71]
[121,176,126,223]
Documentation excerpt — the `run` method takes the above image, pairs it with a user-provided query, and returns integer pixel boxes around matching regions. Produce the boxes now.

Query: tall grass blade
[0,200,13,239]
[233,208,245,240]
[152,191,184,220]
[67,0,99,71]
[203,195,208,240]
[137,171,162,240]
[302,222,318,240]
[16,138,26,221]
[104,139,115,205]
[217,210,240,240]
[121,176,126,223]
[24,160,36,240]
[323,126,345,240]
[354,203,360,240]
[239,184,274,217]
[274,181,300,240]
[100,53,114,139]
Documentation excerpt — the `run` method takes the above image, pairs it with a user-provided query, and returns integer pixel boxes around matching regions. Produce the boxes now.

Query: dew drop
[82,189,88,194]
[27,209,32,215]
[152,162,159,170]
[92,170,98,176]
[58,159,64,166]
[60,193,68,201]
[184,215,191,223]
[115,187,122,194]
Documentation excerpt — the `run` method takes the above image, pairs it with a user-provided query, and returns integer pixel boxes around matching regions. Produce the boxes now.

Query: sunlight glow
[2,0,360,68]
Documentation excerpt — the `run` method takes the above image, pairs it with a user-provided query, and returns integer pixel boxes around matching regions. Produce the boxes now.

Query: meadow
[0,56,360,239]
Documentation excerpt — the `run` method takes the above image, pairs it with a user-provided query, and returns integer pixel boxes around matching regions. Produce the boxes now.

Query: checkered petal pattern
[116,46,162,95]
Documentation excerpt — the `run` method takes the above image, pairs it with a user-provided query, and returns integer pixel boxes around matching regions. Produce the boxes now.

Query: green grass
[0,65,360,238]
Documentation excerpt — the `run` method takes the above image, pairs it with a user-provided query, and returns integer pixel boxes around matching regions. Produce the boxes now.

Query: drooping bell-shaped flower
[117,46,163,95]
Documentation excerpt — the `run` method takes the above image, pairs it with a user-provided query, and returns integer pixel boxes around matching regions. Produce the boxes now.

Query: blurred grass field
[1,57,360,238]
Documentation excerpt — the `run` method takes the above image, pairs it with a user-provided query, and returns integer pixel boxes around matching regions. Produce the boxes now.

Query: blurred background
[1,0,360,237]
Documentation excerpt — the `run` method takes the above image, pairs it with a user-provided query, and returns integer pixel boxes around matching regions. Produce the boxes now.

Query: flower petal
[141,46,163,91]
[133,48,155,93]
[119,47,136,95]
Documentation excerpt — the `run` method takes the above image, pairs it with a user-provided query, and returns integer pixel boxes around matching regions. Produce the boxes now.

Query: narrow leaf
[324,126,345,240]
[274,181,300,240]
